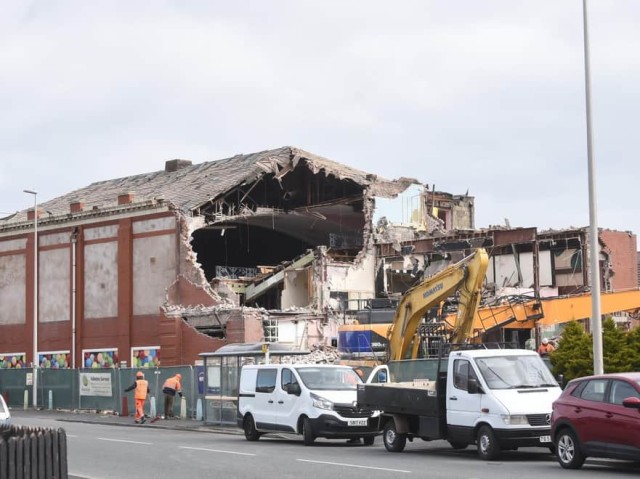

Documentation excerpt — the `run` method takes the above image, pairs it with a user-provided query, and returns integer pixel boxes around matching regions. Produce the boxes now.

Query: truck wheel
[302,418,315,446]
[448,441,468,450]
[477,425,500,460]
[556,428,585,469]
[383,421,406,452]
[363,436,375,446]
[243,415,261,442]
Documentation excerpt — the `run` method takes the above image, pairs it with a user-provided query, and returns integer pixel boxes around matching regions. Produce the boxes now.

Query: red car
[551,372,640,469]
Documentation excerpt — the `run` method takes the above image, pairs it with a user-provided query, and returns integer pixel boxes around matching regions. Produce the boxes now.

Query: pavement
[9,407,243,435]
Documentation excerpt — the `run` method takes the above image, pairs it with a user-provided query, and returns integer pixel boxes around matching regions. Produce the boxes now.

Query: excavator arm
[450,249,489,343]
[386,248,489,361]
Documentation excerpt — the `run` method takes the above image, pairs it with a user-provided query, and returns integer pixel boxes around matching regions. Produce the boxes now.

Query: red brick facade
[600,229,638,290]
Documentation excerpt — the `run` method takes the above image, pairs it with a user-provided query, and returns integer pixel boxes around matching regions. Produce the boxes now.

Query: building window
[263,317,278,343]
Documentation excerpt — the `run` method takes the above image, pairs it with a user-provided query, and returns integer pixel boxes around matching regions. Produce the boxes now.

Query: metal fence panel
[39,369,77,410]
[0,369,32,408]
[0,367,200,420]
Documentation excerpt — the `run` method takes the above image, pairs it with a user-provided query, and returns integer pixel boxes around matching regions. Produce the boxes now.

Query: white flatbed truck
[358,348,561,460]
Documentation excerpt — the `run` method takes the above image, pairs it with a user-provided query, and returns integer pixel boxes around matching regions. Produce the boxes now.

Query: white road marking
[297,459,411,473]
[180,446,256,456]
[66,434,78,438]
[96,437,152,445]
[68,471,103,479]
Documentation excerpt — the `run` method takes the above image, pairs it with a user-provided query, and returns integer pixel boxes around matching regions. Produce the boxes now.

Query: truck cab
[445,349,560,459]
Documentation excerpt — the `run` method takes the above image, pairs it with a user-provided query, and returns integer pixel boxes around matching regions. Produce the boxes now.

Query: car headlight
[310,393,333,410]
[500,414,529,425]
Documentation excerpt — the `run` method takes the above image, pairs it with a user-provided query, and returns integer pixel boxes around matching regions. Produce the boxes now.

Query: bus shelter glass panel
[218,356,239,423]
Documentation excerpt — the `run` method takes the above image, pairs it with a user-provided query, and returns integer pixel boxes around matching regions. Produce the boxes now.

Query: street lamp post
[582,0,603,375]
[24,189,38,407]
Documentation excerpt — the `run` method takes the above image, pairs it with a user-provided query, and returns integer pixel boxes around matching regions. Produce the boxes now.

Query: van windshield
[295,367,361,390]
[476,355,558,390]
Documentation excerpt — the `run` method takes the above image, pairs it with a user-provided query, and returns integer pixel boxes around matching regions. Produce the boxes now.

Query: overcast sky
[2,1,639,238]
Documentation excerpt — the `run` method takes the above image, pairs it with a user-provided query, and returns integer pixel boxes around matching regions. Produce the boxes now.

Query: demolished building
[5,145,635,370]
[372,224,639,346]
[0,146,420,367]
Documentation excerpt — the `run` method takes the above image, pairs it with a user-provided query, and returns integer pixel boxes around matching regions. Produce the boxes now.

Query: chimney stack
[70,201,85,213]
[27,208,42,221]
[118,192,135,205]
[165,159,192,172]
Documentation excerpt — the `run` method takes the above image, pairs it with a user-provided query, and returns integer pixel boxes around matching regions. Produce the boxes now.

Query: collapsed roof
[1,146,415,228]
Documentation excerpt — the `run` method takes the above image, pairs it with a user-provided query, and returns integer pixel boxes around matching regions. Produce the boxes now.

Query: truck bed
[357,381,440,417]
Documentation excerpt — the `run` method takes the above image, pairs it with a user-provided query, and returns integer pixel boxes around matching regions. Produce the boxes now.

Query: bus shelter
[200,342,308,425]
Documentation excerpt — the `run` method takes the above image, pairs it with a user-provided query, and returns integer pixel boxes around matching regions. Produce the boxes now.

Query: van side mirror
[286,383,301,396]
[468,378,482,395]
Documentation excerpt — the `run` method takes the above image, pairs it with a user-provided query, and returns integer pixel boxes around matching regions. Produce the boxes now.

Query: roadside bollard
[149,396,156,418]
[122,396,129,417]
[196,398,202,421]
[23,390,28,410]
[180,396,187,419]
[48,390,53,410]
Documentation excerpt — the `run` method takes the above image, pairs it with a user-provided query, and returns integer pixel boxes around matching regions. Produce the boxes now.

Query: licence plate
[539,435,551,443]
[348,418,368,427]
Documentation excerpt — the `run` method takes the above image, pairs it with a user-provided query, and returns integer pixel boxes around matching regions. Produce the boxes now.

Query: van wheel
[243,415,260,441]
[448,441,468,450]
[383,421,406,452]
[363,436,375,446]
[556,428,585,469]
[302,418,315,446]
[477,425,500,460]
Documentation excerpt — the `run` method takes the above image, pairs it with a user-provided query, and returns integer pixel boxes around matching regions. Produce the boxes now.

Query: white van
[238,364,380,445]
[0,394,10,426]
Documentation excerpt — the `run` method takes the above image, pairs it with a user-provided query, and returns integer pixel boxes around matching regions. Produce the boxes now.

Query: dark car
[551,372,640,469]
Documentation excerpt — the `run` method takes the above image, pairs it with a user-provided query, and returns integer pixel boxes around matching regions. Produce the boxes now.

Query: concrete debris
[164,303,261,316]
[279,344,341,364]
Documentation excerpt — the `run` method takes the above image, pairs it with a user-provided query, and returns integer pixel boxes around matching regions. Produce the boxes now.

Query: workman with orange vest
[124,371,150,424]
[537,338,556,356]
[162,373,184,419]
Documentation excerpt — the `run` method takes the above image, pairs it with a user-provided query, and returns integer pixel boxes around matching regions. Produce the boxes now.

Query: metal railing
[0,425,68,479]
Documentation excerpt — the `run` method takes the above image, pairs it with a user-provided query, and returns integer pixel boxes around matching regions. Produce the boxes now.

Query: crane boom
[386,248,489,361]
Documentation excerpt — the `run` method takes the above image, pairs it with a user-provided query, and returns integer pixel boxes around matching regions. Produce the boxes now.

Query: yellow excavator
[386,248,489,361]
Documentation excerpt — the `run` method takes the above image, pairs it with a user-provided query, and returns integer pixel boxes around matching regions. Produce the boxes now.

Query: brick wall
[600,230,638,290]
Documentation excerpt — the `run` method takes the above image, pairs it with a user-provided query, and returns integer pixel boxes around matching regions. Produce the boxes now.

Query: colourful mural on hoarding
[39,351,71,369]
[132,347,160,368]
[83,349,118,368]
[0,353,26,369]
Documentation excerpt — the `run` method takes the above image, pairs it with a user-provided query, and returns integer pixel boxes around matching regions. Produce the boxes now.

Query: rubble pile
[279,344,340,364]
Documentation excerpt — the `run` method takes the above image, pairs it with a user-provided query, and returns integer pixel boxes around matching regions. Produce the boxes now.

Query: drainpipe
[71,228,78,368]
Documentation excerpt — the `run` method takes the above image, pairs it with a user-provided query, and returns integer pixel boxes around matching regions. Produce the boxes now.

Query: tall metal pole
[582,0,603,375]
[23,189,39,406]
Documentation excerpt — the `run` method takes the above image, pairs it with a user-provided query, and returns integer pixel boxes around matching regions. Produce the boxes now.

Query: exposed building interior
[190,158,384,310]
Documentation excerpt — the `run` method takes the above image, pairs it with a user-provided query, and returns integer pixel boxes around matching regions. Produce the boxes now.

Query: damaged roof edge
[190,146,418,214]
[368,176,422,199]
[289,147,422,198]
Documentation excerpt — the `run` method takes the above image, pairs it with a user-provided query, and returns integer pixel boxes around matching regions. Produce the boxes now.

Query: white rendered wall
[133,233,177,315]
[40,248,70,323]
